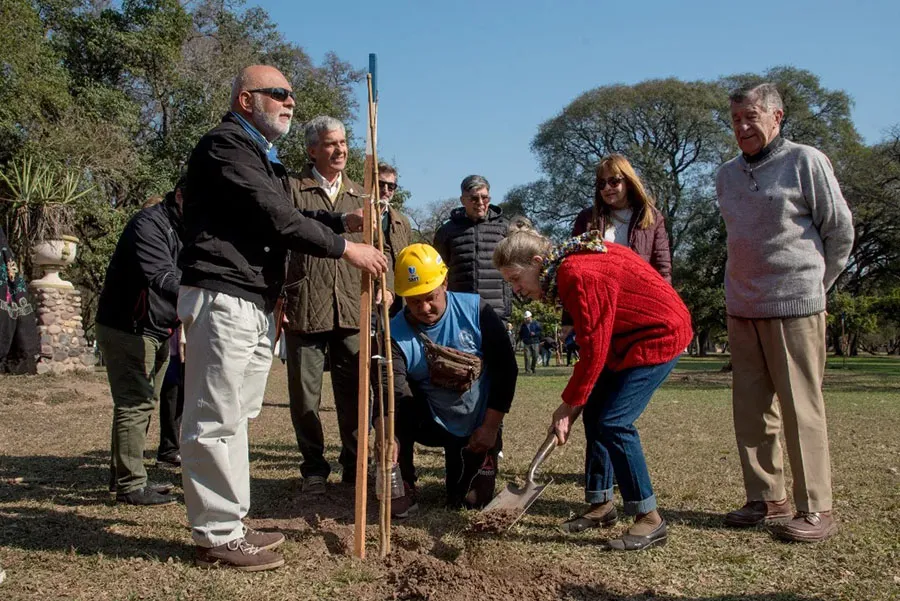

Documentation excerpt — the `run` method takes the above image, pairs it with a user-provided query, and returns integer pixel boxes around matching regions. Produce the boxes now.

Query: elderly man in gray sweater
[716,83,854,543]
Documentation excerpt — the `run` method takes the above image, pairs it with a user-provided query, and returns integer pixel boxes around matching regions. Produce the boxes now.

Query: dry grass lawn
[0,356,898,600]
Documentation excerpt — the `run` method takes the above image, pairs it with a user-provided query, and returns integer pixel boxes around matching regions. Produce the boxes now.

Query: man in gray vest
[716,82,854,543]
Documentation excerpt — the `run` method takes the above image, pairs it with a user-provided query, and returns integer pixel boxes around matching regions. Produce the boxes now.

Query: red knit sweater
[557,244,693,407]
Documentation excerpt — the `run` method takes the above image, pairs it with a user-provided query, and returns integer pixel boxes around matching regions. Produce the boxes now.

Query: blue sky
[259,0,899,211]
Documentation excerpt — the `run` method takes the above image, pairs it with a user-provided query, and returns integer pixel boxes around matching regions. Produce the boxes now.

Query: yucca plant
[0,157,94,277]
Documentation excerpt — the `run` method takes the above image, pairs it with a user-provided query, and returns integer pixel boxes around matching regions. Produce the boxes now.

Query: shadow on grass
[0,505,188,560]
[558,585,826,601]
[0,453,127,506]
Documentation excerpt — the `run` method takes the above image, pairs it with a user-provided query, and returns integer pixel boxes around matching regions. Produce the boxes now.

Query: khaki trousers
[177,286,274,547]
[97,324,170,494]
[728,313,832,513]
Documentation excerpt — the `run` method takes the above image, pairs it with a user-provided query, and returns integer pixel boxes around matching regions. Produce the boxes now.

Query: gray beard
[251,97,291,141]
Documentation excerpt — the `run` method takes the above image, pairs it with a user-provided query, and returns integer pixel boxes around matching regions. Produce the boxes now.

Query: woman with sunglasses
[572,154,671,282]
[494,228,692,550]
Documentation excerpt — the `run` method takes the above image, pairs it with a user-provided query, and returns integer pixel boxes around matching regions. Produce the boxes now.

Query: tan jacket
[283,165,366,334]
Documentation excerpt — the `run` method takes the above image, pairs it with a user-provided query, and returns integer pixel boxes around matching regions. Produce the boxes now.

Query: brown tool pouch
[415,329,483,392]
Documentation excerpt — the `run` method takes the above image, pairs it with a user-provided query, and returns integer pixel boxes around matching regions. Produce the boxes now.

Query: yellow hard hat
[394,243,448,297]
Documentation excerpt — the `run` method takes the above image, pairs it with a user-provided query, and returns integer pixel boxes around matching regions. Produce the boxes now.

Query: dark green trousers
[97,324,170,494]
[285,328,359,480]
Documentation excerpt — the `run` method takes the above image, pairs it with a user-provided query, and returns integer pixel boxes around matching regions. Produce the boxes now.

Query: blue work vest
[391,292,489,437]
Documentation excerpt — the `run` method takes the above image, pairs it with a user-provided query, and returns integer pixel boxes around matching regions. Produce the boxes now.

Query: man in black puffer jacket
[433,175,511,322]
[96,182,185,507]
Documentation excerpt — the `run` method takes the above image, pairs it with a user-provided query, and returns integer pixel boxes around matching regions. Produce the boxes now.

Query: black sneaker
[156,455,181,469]
[116,487,177,506]
[110,481,174,495]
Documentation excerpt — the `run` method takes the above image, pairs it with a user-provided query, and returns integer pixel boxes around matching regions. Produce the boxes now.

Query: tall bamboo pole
[352,67,378,560]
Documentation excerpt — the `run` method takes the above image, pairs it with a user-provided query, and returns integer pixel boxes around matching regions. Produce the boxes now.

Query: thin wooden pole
[365,75,396,557]
[375,317,388,555]
[353,72,377,560]
[374,188,396,557]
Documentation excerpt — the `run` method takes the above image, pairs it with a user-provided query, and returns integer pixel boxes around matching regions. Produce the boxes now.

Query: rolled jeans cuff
[585,487,615,504]
[623,493,657,516]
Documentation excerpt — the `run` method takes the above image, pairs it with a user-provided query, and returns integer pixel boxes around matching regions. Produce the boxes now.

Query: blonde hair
[142,195,164,209]
[493,230,553,270]
[593,154,655,230]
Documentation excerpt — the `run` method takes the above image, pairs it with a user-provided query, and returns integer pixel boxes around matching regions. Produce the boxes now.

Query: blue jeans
[582,357,679,515]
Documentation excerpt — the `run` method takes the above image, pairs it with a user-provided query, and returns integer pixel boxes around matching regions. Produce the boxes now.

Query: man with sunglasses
[178,66,387,572]
[377,163,412,317]
[433,175,511,323]
[717,83,853,543]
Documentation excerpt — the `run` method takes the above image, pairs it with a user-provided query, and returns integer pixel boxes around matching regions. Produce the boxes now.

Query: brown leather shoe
[196,538,284,571]
[774,511,838,543]
[724,499,792,527]
[243,526,285,551]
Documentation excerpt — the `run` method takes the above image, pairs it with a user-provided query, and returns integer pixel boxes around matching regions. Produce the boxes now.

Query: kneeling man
[376,244,517,517]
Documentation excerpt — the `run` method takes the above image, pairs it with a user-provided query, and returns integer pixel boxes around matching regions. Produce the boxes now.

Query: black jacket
[179,113,347,312]
[433,205,510,321]
[96,194,184,341]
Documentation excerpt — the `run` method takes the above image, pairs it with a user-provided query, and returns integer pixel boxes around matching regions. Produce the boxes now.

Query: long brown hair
[592,154,655,230]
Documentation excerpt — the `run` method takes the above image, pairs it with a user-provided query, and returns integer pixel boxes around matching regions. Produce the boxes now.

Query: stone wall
[30,285,97,374]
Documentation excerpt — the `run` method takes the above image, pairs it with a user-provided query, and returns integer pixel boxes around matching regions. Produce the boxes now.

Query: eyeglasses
[597,176,625,190]
[378,180,397,192]
[465,194,491,204]
[248,87,295,102]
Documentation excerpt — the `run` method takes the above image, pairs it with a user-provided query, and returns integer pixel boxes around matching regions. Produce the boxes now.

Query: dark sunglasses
[378,180,398,192]
[248,87,295,102]
[597,176,625,190]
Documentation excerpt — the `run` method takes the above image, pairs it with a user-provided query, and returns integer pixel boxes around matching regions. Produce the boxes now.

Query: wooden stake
[353,72,377,560]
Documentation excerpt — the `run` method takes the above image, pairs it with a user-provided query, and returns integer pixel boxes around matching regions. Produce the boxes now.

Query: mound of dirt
[384,549,562,601]
[314,516,355,556]
[468,508,520,534]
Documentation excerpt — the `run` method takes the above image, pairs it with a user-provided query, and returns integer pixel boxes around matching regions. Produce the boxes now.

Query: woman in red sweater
[494,229,693,551]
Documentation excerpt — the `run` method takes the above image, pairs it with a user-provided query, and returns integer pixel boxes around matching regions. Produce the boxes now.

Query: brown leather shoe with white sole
[196,538,284,571]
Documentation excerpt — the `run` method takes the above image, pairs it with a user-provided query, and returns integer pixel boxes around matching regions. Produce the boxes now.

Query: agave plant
[0,157,94,247]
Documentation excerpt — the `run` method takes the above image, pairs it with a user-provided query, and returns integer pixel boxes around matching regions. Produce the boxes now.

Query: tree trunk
[697,329,709,357]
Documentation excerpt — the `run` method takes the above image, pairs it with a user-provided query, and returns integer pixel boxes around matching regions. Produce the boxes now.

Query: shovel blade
[480,477,553,529]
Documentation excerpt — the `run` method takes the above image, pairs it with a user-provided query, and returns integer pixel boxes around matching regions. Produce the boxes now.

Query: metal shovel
[480,431,559,529]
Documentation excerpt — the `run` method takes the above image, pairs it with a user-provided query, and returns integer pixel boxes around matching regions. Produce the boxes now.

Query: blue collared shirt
[231,112,282,165]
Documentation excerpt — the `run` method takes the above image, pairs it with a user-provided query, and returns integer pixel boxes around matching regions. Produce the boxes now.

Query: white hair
[304,116,346,147]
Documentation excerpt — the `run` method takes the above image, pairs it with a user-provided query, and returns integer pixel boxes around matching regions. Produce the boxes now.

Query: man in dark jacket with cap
[433,175,511,322]
[96,181,185,507]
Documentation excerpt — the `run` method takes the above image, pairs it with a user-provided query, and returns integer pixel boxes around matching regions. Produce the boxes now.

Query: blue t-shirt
[391,292,489,437]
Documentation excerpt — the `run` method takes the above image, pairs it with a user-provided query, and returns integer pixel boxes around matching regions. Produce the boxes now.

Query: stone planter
[32,235,78,289]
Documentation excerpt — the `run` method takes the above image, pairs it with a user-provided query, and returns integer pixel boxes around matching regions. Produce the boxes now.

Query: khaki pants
[97,324,170,494]
[177,287,274,547]
[728,313,832,513]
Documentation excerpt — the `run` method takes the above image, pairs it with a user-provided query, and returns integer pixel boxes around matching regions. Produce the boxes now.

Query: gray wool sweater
[715,138,854,319]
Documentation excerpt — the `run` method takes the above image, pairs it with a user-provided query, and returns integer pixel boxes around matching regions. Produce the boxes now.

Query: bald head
[230,65,296,142]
